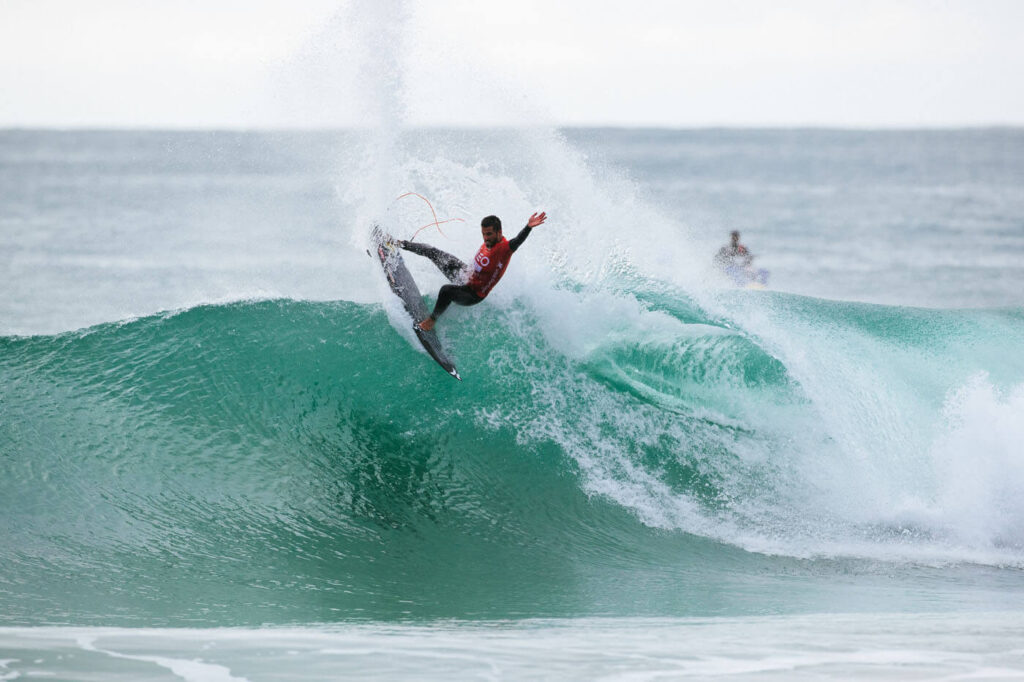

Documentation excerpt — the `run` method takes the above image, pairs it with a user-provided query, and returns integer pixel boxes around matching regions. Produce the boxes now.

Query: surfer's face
[481,225,501,248]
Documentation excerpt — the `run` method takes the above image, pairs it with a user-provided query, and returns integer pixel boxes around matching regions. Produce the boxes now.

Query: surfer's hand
[527,212,547,228]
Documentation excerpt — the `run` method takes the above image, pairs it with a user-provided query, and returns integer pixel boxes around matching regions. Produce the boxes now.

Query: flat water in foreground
[3,613,1024,681]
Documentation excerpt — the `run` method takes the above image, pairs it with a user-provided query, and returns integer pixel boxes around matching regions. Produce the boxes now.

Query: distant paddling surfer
[397,212,548,331]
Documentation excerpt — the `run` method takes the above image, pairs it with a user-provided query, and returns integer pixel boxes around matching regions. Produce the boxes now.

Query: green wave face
[3,296,1024,625]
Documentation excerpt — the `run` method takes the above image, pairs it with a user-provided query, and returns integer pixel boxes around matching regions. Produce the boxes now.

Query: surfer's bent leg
[430,284,482,321]
[399,241,468,284]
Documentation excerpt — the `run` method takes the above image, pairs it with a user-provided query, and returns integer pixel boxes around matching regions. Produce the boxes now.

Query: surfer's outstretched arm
[509,211,547,252]
[399,241,467,284]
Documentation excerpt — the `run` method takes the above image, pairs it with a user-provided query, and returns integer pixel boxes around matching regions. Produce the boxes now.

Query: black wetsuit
[400,225,534,321]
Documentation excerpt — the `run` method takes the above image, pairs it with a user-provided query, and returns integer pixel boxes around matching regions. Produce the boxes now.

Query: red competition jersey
[466,237,514,298]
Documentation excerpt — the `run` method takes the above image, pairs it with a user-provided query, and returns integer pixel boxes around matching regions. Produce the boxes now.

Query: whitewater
[4,13,1024,682]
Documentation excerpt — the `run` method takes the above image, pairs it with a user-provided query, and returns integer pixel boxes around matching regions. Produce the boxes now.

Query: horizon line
[3,123,1024,133]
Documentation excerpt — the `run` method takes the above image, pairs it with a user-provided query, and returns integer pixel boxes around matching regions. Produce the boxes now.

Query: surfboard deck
[371,226,461,381]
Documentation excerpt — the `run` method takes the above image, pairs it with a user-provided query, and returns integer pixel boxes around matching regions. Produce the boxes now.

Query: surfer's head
[481,215,502,248]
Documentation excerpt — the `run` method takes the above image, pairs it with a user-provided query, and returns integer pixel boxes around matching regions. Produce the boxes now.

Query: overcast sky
[2,0,1022,128]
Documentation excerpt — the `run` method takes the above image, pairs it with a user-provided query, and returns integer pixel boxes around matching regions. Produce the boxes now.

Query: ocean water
[2,127,1024,680]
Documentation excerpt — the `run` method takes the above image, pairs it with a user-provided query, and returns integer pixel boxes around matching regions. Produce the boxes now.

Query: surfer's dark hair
[481,215,502,231]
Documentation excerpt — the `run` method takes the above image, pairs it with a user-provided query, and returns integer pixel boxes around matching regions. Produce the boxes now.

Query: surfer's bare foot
[417,317,435,331]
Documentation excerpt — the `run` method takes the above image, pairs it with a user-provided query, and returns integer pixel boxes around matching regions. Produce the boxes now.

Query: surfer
[397,212,548,331]
[715,230,768,287]
[715,231,753,269]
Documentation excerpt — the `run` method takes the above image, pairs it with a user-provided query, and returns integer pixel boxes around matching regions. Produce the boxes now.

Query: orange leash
[396,192,465,241]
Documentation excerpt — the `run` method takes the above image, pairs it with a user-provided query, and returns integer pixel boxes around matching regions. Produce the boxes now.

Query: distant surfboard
[371,226,461,381]
[721,264,770,289]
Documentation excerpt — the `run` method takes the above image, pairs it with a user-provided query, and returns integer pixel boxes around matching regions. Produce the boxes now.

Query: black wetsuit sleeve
[508,225,533,253]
